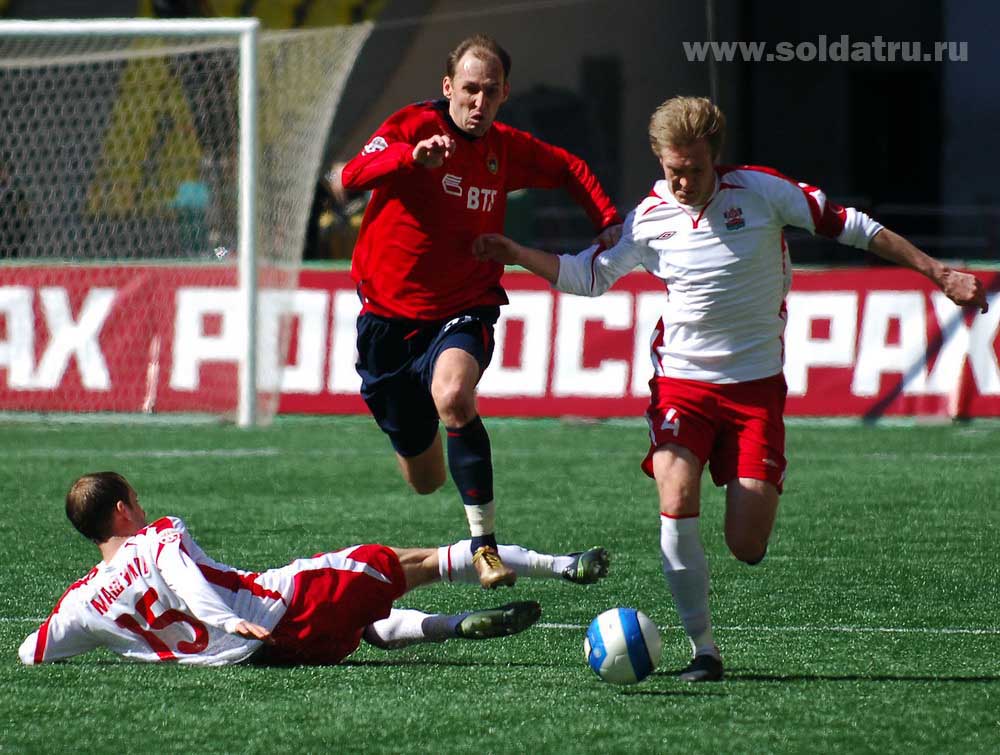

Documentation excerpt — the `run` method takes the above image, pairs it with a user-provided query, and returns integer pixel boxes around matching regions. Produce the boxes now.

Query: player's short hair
[649,96,726,160]
[446,34,511,82]
[66,472,135,543]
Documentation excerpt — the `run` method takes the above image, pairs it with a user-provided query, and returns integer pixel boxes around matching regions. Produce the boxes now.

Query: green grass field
[1,416,998,753]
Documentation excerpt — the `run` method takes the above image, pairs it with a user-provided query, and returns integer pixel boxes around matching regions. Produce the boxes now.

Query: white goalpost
[0,18,372,425]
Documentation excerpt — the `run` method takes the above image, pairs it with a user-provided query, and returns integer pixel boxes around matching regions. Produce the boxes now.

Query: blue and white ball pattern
[584,607,662,685]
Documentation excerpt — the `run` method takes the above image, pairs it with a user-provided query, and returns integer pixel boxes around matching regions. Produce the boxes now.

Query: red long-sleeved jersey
[343,99,622,320]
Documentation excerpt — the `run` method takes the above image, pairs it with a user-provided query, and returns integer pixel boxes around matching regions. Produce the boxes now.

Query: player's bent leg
[390,546,443,591]
[430,347,481,428]
[653,445,722,677]
[724,477,779,565]
[431,347,515,589]
[395,433,447,494]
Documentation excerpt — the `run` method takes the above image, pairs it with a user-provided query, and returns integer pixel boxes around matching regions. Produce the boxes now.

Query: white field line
[539,622,1000,636]
[9,447,996,462]
[9,448,280,459]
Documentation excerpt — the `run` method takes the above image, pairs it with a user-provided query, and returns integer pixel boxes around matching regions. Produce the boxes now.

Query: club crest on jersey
[724,206,745,230]
[362,136,388,154]
[486,152,499,174]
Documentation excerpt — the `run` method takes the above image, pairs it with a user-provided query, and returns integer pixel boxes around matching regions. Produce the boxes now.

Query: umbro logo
[657,231,676,240]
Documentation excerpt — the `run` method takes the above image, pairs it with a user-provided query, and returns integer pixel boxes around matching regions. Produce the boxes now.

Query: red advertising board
[1,264,997,418]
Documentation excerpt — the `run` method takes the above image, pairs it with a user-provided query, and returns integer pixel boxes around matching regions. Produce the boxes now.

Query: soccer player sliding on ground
[474,96,988,681]
[20,472,609,666]
[336,34,621,589]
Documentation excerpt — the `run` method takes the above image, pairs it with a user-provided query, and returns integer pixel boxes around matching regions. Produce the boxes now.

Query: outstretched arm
[475,224,643,297]
[869,229,988,313]
[473,234,560,284]
[755,168,990,314]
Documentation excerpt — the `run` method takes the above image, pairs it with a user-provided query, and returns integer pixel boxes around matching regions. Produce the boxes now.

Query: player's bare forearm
[473,234,560,284]
[869,228,988,313]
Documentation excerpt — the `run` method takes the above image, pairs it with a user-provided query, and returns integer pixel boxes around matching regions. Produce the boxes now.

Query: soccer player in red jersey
[20,472,610,666]
[337,35,621,589]
[475,96,989,680]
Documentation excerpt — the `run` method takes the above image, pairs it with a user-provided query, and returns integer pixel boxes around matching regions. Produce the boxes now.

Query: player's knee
[434,386,476,427]
[408,472,446,495]
[726,531,768,565]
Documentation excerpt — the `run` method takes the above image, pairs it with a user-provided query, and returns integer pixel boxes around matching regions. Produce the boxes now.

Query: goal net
[0,19,372,424]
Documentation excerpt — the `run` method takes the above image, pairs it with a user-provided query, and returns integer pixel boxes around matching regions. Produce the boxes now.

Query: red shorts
[263,544,406,665]
[641,373,787,492]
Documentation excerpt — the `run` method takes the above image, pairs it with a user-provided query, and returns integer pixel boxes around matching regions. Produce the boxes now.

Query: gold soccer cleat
[472,545,517,589]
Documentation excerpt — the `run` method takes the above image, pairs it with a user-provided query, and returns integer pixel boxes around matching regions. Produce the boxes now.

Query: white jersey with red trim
[19,517,372,667]
[556,165,883,383]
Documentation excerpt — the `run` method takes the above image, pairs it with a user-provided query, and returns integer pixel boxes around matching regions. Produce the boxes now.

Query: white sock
[463,500,495,538]
[438,540,559,583]
[362,608,443,649]
[659,515,719,659]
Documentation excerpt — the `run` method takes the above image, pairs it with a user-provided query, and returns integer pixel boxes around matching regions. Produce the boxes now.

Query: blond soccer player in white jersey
[473,96,989,682]
[20,472,609,667]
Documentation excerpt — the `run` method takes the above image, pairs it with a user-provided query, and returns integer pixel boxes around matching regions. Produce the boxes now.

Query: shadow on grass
[728,671,1000,684]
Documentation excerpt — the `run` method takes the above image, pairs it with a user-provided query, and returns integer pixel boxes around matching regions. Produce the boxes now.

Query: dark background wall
[4,0,997,260]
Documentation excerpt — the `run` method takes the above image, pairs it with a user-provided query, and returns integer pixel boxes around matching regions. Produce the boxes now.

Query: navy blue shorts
[356,307,499,457]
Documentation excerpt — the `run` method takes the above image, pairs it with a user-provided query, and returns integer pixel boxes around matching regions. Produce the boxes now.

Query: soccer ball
[584,607,662,685]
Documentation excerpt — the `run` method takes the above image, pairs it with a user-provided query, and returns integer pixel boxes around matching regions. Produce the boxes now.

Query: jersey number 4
[114,587,209,660]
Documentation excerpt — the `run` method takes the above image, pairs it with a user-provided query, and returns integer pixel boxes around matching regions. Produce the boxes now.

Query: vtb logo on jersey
[724,206,745,231]
[442,173,463,196]
[441,173,498,211]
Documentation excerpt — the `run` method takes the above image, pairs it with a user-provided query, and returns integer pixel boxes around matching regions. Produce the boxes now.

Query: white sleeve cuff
[554,245,599,295]
[222,617,243,634]
[839,207,884,250]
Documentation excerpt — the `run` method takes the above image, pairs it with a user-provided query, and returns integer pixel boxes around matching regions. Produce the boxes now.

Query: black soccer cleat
[560,547,610,584]
[455,601,542,640]
[678,653,724,682]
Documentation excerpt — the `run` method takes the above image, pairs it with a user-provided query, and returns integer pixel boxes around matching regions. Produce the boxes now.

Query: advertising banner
[1,265,997,418]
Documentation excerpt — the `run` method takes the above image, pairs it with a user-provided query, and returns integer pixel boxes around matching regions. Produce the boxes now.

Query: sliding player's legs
[707,373,786,565]
[364,537,612,650]
[391,542,610,590]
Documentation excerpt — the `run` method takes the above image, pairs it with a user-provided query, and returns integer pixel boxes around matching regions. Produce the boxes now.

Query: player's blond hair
[648,96,726,160]
[66,471,135,543]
